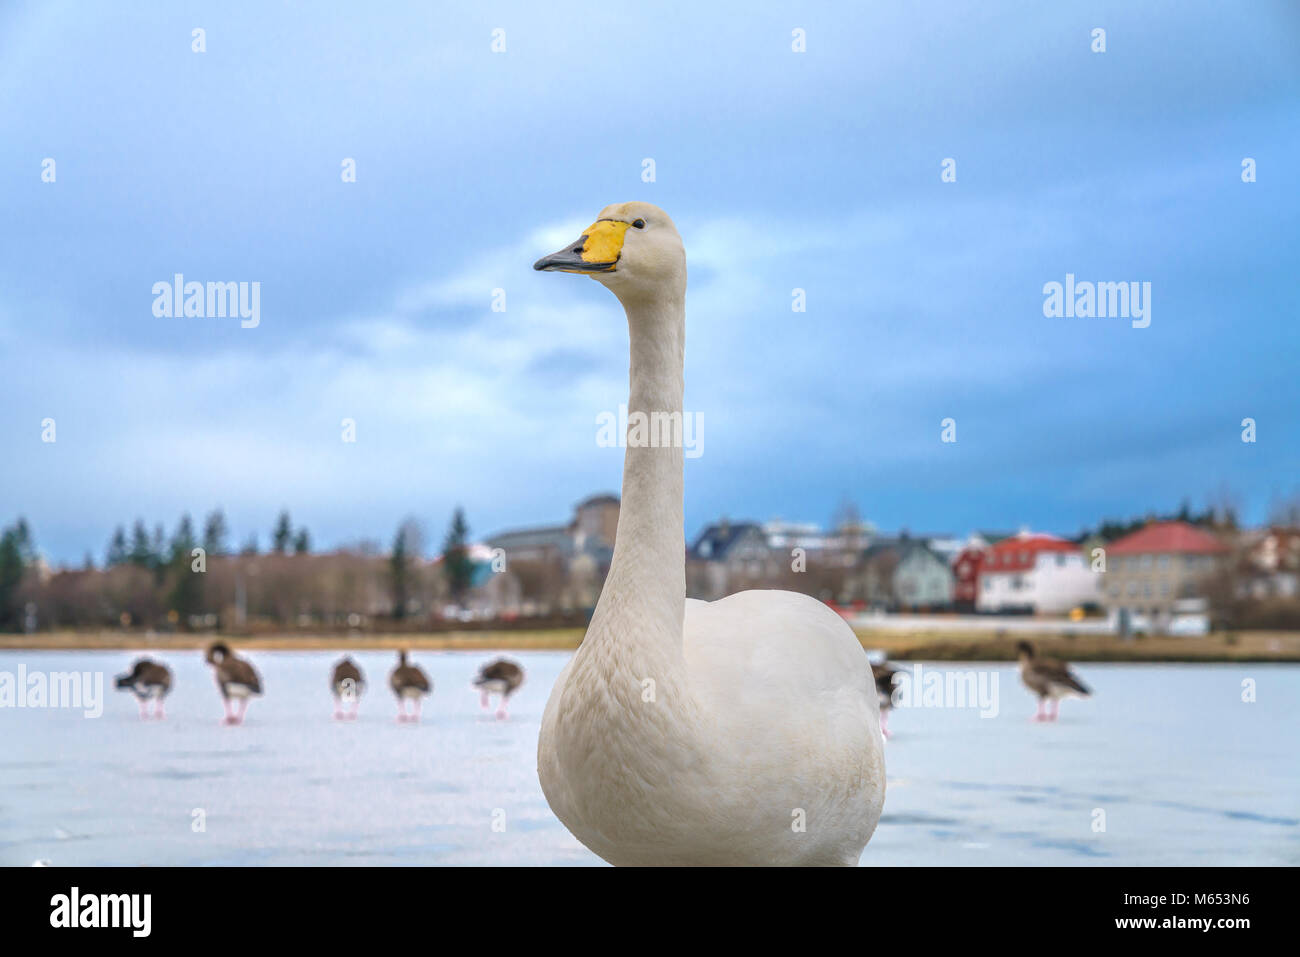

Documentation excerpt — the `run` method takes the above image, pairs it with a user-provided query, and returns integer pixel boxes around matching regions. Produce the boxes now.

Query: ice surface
[1,650,1296,866]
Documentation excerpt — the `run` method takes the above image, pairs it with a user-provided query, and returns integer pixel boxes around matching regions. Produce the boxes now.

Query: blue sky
[2,1,1298,563]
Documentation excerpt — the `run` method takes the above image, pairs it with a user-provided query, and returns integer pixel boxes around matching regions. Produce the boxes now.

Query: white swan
[533,202,885,866]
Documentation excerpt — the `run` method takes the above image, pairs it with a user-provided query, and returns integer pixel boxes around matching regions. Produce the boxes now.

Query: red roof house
[982,533,1078,572]
[1107,521,1227,555]
[976,531,1096,613]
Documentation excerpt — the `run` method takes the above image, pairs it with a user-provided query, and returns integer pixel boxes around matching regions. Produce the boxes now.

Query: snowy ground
[2,650,1296,866]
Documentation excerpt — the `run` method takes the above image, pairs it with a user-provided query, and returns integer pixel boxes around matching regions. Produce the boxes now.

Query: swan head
[533,201,685,303]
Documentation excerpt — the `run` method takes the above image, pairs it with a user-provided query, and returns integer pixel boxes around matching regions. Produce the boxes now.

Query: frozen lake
[2,650,1297,866]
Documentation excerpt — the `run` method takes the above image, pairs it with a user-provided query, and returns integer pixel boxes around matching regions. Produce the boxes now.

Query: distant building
[918,535,964,566]
[1238,527,1300,600]
[488,494,618,564]
[857,540,902,609]
[761,520,827,553]
[1101,521,1227,632]
[483,493,620,614]
[977,531,1097,614]
[951,534,996,610]
[687,521,777,601]
[892,543,954,610]
[843,534,959,611]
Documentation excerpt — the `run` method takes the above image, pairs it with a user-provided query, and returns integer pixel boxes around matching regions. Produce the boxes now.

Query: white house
[976,531,1098,614]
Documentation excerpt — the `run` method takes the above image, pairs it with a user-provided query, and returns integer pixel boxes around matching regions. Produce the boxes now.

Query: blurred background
[1,1,1298,644]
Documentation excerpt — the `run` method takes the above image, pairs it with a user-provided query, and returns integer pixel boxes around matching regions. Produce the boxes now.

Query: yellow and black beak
[533,219,632,273]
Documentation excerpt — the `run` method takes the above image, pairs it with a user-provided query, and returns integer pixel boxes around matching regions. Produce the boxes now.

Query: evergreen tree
[167,514,202,627]
[390,524,410,619]
[11,519,34,563]
[169,514,197,564]
[106,526,129,566]
[0,519,32,631]
[202,508,229,556]
[272,510,293,554]
[292,528,311,555]
[150,523,168,582]
[442,507,473,604]
[129,520,153,568]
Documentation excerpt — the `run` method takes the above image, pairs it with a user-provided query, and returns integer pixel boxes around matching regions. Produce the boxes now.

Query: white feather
[536,203,884,866]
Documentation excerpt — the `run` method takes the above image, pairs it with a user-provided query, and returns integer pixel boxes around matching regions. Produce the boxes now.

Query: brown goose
[473,658,525,719]
[1016,641,1090,721]
[115,658,172,720]
[331,656,365,720]
[205,642,262,725]
[871,661,900,739]
[389,650,431,722]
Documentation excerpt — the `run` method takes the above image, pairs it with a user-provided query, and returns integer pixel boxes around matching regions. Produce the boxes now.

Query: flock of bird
[113,643,526,724]
[113,639,1090,730]
[872,640,1092,738]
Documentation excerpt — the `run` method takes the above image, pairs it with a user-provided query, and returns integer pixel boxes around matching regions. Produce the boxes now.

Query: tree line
[102,508,311,570]
[0,507,475,633]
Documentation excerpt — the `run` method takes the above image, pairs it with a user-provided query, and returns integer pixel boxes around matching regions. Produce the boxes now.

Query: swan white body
[535,202,885,866]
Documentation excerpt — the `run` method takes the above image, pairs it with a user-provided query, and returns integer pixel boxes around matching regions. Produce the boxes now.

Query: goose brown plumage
[1016,641,1090,722]
[473,658,525,719]
[115,658,172,719]
[389,650,431,723]
[871,661,900,739]
[331,656,365,720]
[205,642,262,725]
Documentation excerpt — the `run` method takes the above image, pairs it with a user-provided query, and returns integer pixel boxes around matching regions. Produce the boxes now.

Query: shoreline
[1,628,1298,663]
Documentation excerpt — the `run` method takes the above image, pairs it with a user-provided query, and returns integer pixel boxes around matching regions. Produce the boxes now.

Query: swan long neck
[589,293,686,655]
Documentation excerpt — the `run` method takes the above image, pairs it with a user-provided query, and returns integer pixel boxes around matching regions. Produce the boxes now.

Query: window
[1159,581,1170,596]
[1056,554,1066,566]
[1140,555,1153,569]
[1158,555,1170,570]
[1127,582,1138,596]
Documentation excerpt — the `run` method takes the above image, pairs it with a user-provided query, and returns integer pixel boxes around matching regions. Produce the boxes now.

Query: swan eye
[632,219,645,229]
